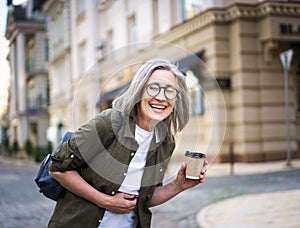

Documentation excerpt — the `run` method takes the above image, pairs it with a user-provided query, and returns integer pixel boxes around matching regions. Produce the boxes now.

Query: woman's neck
[136,114,158,132]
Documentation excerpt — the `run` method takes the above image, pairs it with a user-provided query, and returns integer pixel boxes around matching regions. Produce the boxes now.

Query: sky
[0,0,8,35]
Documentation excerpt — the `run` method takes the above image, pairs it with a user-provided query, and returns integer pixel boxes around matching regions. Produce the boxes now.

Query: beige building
[95,0,300,162]
[5,1,49,150]
[42,0,300,162]
[43,0,101,144]
[0,37,10,119]
[42,0,73,144]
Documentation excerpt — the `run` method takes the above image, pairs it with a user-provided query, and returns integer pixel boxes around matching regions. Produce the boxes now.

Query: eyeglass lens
[146,83,177,99]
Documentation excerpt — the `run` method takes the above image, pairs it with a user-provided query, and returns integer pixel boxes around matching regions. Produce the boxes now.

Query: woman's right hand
[50,170,137,213]
[104,192,137,214]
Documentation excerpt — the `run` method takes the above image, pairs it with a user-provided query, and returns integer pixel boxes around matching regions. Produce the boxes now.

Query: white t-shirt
[98,124,154,228]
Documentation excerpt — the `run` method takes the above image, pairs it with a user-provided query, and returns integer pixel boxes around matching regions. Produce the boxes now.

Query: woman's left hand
[174,160,208,191]
[149,160,208,207]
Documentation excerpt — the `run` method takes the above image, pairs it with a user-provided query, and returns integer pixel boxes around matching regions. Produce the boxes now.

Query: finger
[178,162,186,175]
[199,174,205,183]
[119,192,133,199]
[204,160,208,167]
[201,160,208,173]
[125,195,137,201]
[126,198,137,211]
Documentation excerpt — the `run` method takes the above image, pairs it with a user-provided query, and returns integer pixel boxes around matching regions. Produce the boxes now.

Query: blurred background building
[5,0,49,154]
[4,0,300,162]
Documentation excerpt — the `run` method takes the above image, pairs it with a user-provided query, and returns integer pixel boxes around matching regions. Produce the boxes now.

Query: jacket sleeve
[49,114,113,172]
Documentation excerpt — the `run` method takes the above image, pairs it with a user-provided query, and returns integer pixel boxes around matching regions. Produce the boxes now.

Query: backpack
[34,131,73,201]
[34,112,123,201]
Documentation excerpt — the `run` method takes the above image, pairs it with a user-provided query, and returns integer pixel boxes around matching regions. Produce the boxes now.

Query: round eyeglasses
[145,83,179,100]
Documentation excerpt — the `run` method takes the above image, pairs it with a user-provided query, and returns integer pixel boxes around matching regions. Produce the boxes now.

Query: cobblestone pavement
[1,158,299,228]
[0,159,55,228]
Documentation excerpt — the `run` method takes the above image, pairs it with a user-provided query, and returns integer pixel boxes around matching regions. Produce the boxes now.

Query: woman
[48,59,207,228]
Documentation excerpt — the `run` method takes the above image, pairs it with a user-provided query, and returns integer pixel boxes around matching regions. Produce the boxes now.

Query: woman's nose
[155,88,167,100]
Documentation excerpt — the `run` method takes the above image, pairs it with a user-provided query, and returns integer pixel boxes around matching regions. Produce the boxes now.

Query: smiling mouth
[150,104,167,110]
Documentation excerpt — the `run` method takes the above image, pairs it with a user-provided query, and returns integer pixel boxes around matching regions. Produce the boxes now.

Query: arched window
[186,70,204,115]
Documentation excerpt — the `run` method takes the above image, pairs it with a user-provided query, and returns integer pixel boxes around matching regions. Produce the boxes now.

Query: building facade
[41,0,300,162]
[157,0,300,162]
[42,0,73,143]
[95,0,300,162]
[5,0,49,151]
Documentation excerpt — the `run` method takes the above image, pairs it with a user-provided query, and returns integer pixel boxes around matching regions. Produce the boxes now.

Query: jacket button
[70,154,74,158]
[111,191,115,195]
[130,152,135,156]
[160,168,163,172]
[123,173,127,176]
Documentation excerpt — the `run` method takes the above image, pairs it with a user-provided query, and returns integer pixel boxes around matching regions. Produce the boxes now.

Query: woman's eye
[149,84,159,91]
[166,87,175,93]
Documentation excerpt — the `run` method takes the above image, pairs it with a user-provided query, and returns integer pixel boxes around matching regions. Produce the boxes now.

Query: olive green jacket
[48,108,175,228]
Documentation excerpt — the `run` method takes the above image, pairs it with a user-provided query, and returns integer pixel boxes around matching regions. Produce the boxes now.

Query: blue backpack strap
[53,132,74,170]
[52,132,73,156]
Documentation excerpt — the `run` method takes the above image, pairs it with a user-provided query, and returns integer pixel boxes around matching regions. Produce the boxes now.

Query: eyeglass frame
[144,82,179,100]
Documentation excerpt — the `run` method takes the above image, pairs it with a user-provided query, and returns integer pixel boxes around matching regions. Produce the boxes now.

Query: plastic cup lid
[185,151,206,158]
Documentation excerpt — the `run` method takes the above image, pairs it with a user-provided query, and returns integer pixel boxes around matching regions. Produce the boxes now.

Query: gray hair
[112,59,190,135]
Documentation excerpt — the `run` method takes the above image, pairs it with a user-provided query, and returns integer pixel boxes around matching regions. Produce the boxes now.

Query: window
[106,29,114,60]
[179,0,204,21]
[26,37,34,73]
[152,0,158,36]
[44,38,49,61]
[77,0,86,15]
[128,14,137,45]
[46,79,50,106]
[186,70,204,115]
[78,42,87,75]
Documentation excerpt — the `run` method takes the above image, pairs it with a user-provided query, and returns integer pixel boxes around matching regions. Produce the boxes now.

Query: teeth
[150,104,166,110]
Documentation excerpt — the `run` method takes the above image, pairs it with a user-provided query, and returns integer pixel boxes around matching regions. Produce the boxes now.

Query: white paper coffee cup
[185,151,206,179]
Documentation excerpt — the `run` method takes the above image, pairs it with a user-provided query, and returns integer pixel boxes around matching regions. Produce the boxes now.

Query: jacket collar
[123,114,165,144]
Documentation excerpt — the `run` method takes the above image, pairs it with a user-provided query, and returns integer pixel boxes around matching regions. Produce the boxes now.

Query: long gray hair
[112,59,190,135]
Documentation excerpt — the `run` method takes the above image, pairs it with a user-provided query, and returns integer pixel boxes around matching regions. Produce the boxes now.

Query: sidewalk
[206,158,300,177]
[196,159,300,228]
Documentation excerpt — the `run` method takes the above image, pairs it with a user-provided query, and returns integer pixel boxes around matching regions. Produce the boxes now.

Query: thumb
[178,162,186,175]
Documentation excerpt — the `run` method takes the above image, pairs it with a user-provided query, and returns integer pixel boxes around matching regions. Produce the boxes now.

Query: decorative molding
[49,46,71,64]
[155,1,300,43]
[6,20,45,42]
[97,0,115,12]
[42,0,64,20]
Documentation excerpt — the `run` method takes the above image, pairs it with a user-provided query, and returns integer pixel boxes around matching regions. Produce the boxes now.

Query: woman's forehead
[148,69,176,85]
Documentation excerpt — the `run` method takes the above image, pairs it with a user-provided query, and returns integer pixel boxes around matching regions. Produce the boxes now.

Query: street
[0,160,55,228]
[0,159,299,228]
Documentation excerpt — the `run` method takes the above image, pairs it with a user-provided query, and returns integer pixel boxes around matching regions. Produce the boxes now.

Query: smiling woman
[47,59,207,228]
[113,59,190,135]
[136,69,178,131]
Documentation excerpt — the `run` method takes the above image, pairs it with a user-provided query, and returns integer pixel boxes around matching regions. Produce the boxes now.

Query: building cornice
[154,1,300,43]
[6,20,45,42]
